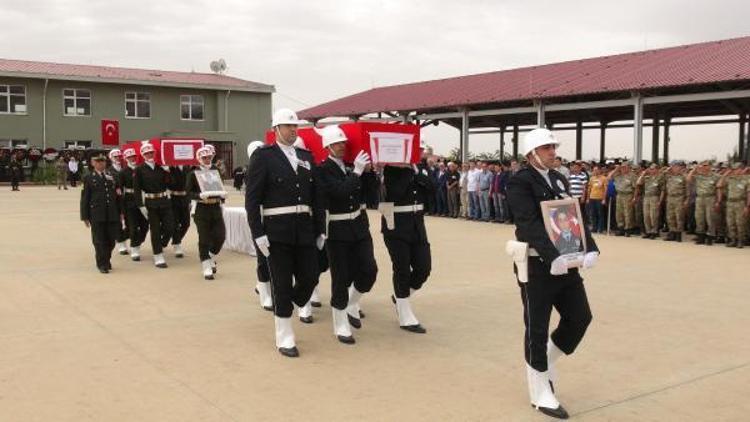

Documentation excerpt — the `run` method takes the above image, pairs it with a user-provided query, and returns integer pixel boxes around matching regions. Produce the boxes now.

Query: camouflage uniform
[693,173,720,243]
[724,174,750,248]
[614,172,637,235]
[641,174,664,237]
[664,173,688,241]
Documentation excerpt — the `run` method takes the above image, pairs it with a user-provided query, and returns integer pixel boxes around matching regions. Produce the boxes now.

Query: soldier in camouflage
[636,164,665,239]
[607,161,637,237]
[687,161,721,245]
[661,161,689,242]
[717,163,750,248]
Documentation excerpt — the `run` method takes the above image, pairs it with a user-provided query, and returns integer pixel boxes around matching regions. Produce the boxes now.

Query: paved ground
[1,185,748,421]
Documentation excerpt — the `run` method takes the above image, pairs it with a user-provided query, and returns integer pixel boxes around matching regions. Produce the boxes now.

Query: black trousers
[267,242,319,318]
[193,204,225,261]
[171,196,191,245]
[11,175,20,190]
[383,237,431,299]
[146,203,175,254]
[327,237,378,310]
[124,204,149,247]
[518,258,593,372]
[90,221,120,268]
[256,253,270,283]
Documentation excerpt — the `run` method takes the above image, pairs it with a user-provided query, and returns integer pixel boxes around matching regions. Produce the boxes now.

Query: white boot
[208,252,217,274]
[297,302,313,323]
[332,308,355,344]
[173,243,184,258]
[256,282,273,311]
[346,286,364,328]
[130,245,141,262]
[526,364,568,418]
[547,339,566,390]
[310,286,322,307]
[153,253,167,268]
[395,297,426,333]
[201,260,214,280]
[117,242,129,255]
[274,316,298,357]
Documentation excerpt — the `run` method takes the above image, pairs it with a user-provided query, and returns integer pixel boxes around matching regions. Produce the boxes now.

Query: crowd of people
[419,155,750,248]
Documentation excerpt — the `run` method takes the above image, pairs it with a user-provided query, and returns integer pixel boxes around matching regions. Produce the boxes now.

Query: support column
[499,125,505,159]
[633,93,644,163]
[512,124,519,158]
[535,101,545,128]
[739,113,747,160]
[575,119,583,160]
[599,122,607,163]
[460,109,470,163]
[651,117,660,163]
[663,116,671,165]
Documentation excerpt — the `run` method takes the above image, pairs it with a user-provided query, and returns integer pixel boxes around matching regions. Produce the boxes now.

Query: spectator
[55,157,68,190]
[68,156,80,187]
[435,162,448,216]
[491,163,505,222]
[459,162,470,218]
[478,161,493,221]
[467,160,480,220]
[586,165,608,233]
[446,162,461,218]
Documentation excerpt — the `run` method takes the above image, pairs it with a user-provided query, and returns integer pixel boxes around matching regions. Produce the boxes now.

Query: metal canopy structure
[299,36,750,163]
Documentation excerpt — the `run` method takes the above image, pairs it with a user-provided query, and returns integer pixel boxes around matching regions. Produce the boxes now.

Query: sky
[3,0,749,161]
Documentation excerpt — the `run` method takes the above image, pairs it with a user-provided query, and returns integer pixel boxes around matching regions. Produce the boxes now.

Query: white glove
[412,164,419,174]
[421,169,428,176]
[353,151,371,176]
[139,206,148,219]
[582,251,599,269]
[550,256,569,276]
[316,234,326,251]
[255,235,270,257]
[199,191,211,199]
[161,166,170,171]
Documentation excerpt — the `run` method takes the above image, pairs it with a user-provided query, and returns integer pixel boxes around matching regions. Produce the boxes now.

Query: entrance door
[206,141,233,180]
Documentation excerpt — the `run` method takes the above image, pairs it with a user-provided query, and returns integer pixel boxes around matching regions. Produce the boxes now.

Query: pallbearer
[107,148,129,255]
[186,146,227,280]
[119,148,150,261]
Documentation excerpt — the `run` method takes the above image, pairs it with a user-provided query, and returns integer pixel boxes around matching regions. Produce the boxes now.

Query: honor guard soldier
[168,162,191,258]
[506,128,599,420]
[80,153,123,273]
[119,148,150,261]
[107,149,130,255]
[133,142,175,268]
[245,108,326,358]
[246,141,274,311]
[379,139,435,334]
[186,146,227,279]
[316,125,379,344]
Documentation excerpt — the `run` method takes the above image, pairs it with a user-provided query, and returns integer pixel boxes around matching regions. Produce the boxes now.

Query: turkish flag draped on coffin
[265,122,421,165]
[101,120,119,146]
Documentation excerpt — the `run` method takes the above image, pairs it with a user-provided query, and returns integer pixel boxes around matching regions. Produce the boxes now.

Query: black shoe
[98,266,109,274]
[204,274,214,281]
[311,301,322,308]
[676,232,683,242]
[533,403,569,419]
[641,233,651,239]
[616,230,625,237]
[118,250,129,256]
[706,236,714,246]
[278,347,299,358]
[665,232,674,241]
[131,256,141,262]
[624,230,631,237]
[715,236,726,244]
[337,335,356,345]
[726,239,736,247]
[695,234,706,245]
[156,263,168,269]
[299,315,314,324]
[348,314,362,329]
[400,324,427,334]
[263,305,273,312]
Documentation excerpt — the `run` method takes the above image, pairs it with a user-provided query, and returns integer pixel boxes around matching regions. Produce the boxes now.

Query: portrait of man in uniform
[541,198,587,266]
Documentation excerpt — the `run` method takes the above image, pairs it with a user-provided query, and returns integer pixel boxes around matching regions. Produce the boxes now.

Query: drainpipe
[43,79,49,149]
[224,89,231,131]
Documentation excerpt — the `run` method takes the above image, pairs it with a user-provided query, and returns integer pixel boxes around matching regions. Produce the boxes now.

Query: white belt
[393,204,424,213]
[328,204,367,221]
[262,204,311,217]
[123,188,134,194]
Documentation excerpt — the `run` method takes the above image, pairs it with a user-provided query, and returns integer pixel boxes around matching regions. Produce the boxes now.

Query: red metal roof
[0,58,274,93]
[299,36,750,119]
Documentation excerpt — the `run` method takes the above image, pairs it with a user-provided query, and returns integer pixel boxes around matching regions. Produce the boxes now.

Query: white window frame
[63,140,92,149]
[125,91,152,119]
[0,84,28,115]
[180,94,204,121]
[63,88,92,117]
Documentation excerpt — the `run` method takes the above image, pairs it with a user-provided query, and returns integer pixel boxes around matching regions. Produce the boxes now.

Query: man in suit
[80,154,122,273]
[133,142,175,268]
[506,128,600,419]
[316,125,379,345]
[245,108,325,358]
[435,162,449,216]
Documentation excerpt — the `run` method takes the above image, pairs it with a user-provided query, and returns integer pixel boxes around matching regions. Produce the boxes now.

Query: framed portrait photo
[540,198,587,268]
[194,169,224,192]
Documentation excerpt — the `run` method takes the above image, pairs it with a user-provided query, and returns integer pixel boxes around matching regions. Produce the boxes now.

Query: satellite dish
[210,59,228,74]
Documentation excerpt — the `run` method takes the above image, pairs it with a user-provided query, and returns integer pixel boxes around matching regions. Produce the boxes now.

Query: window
[0,139,27,147]
[63,89,91,116]
[0,85,27,114]
[125,92,151,118]
[64,140,92,149]
[180,95,204,120]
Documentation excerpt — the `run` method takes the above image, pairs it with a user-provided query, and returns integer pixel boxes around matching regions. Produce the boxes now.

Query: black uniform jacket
[245,143,324,246]
[316,156,377,242]
[380,163,435,242]
[506,166,598,266]
[80,171,121,222]
[116,165,139,209]
[168,165,190,194]
[133,163,171,208]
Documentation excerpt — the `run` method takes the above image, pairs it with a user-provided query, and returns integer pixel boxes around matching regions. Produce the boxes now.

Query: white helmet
[108,149,122,159]
[123,148,137,159]
[196,146,213,160]
[321,125,347,148]
[272,108,306,127]
[204,143,215,154]
[246,141,265,159]
[521,128,559,156]
[140,142,155,155]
